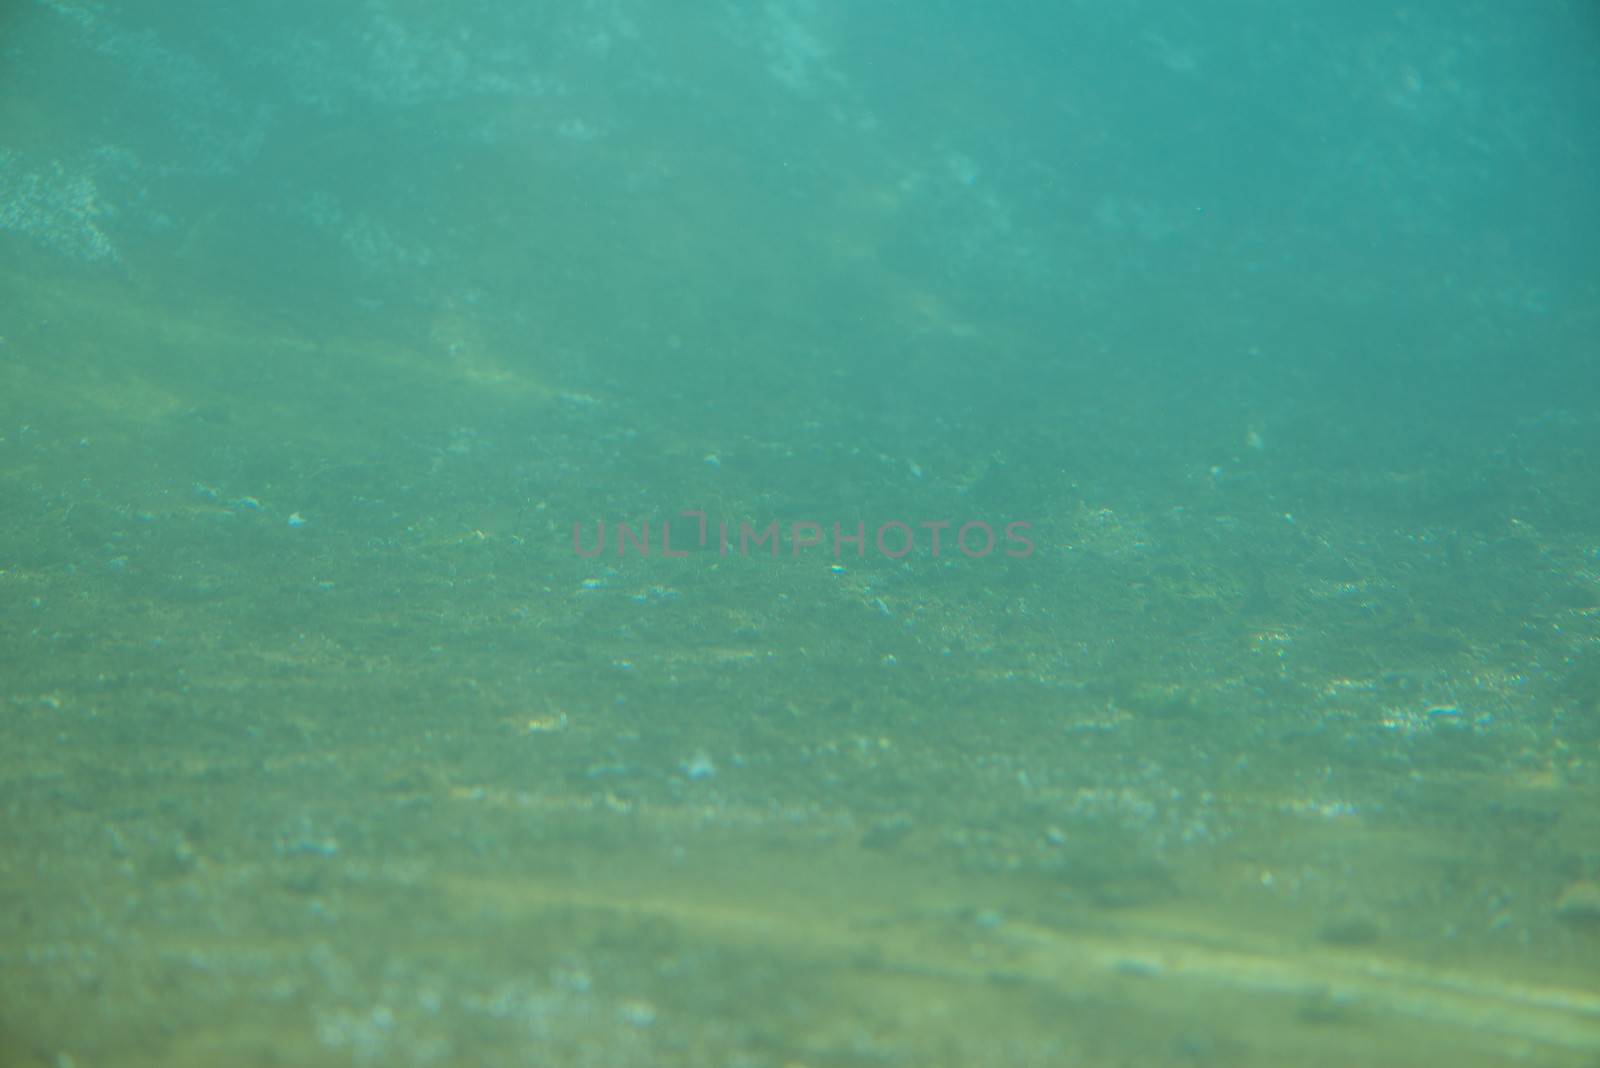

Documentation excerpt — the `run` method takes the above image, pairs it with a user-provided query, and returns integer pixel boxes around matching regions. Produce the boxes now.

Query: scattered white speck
[682,751,716,781]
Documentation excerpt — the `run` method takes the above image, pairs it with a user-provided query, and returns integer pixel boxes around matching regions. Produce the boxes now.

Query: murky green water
[3,3,1598,1065]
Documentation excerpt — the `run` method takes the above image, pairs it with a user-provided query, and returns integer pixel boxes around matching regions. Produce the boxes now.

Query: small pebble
[682,752,716,781]
[1317,912,1381,946]
[1555,880,1600,923]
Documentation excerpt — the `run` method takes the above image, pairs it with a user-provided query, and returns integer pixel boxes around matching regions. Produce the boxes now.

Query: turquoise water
[2,3,1598,1065]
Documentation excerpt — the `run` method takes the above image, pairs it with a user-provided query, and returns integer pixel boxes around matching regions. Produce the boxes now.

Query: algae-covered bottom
[2,271,1597,1066]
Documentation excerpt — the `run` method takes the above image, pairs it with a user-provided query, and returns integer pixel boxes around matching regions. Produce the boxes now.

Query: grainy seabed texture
[2,2,1598,1065]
